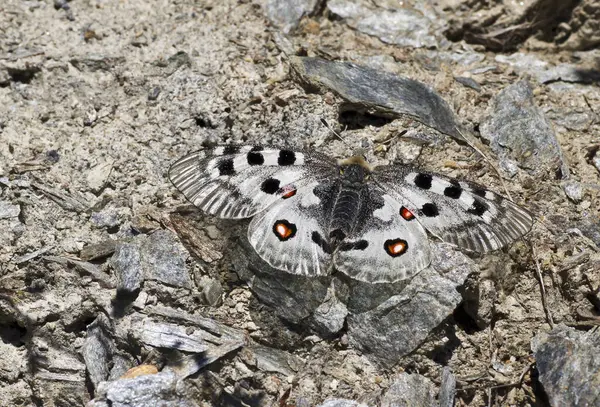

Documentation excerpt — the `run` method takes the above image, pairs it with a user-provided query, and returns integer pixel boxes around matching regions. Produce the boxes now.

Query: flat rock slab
[531,324,600,407]
[0,200,20,219]
[265,0,320,33]
[480,80,565,177]
[90,371,197,407]
[347,244,476,367]
[291,57,464,141]
[110,230,192,291]
[327,0,442,49]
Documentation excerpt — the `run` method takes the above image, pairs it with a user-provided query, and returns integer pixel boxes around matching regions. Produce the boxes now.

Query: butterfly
[168,145,533,283]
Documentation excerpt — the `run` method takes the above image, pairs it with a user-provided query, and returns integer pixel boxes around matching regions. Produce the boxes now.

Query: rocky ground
[1,0,599,406]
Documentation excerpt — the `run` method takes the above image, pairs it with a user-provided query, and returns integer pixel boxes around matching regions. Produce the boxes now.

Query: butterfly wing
[169,145,336,219]
[247,180,333,277]
[333,188,431,283]
[373,166,533,253]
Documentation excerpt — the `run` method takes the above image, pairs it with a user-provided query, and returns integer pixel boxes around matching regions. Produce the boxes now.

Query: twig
[531,242,555,328]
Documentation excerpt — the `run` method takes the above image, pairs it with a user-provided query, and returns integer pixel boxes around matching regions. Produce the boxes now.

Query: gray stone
[90,208,122,229]
[111,243,144,292]
[563,181,584,202]
[381,372,437,407]
[480,80,565,177]
[547,108,595,131]
[327,0,442,49]
[80,240,117,261]
[133,307,245,378]
[454,76,481,92]
[93,371,197,407]
[265,0,320,33]
[291,57,464,141]
[311,290,348,336]
[347,243,476,366]
[531,324,600,407]
[31,181,88,213]
[577,219,600,247]
[109,230,191,291]
[201,277,223,306]
[86,160,114,193]
[439,367,456,407]
[496,53,600,85]
[142,230,191,288]
[0,201,20,219]
[133,318,210,353]
[317,400,369,407]
[249,343,302,377]
[83,314,115,389]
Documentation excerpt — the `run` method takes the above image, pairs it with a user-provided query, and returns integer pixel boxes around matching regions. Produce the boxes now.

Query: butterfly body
[169,145,533,283]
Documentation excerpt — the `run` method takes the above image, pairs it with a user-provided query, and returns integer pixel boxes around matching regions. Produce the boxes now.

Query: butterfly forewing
[168,146,336,219]
[373,167,533,253]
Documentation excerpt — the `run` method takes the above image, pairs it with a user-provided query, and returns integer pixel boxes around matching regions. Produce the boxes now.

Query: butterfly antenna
[320,118,351,149]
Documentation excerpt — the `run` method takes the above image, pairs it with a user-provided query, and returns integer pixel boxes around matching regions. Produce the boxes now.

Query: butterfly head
[338,156,372,184]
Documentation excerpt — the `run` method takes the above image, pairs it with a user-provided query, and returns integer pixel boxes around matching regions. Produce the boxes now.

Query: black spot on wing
[468,199,489,216]
[278,150,296,166]
[247,151,264,165]
[414,173,433,190]
[217,158,235,176]
[311,231,332,254]
[251,145,263,152]
[223,145,240,155]
[261,178,280,194]
[339,240,369,251]
[472,187,487,198]
[444,180,462,199]
[329,229,346,244]
[421,203,439,217]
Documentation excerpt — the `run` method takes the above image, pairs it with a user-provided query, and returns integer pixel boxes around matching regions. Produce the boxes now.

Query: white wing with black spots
[373,167,533,253]
[168,146,336,218]
[247,181,332,277]
[169,144,534,284]
[333,189,430,283]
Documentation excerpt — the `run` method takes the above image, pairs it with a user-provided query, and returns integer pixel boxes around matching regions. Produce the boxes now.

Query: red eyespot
[400,206,415,221]
[273,220,297,241]
[282,189,296,199]
[280,185,297,199]
[384,238,408,257]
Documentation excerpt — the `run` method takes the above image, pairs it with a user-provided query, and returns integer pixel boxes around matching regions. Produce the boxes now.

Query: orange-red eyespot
[400,206,415,221]
[384,238,408,257]
[273,220,297,241]
[281,187,297,199]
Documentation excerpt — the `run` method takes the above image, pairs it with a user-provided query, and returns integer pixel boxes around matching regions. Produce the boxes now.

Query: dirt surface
[1,0,599,406]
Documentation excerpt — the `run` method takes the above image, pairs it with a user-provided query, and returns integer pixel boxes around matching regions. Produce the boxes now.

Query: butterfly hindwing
[168,146,336,219]
[247,180,332,277]
[333,188,431,283]
[374,167,533,253]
